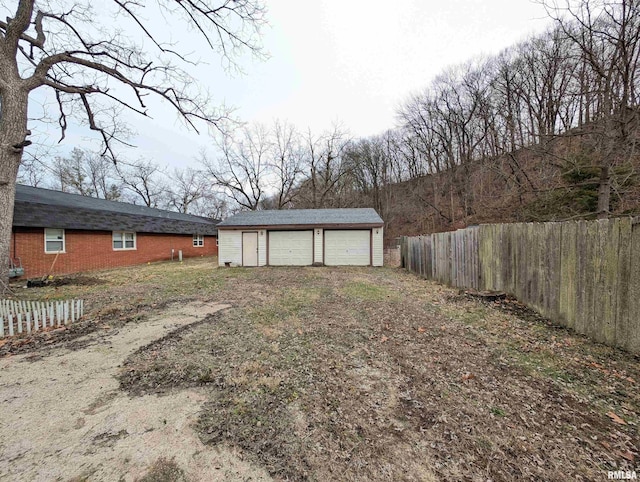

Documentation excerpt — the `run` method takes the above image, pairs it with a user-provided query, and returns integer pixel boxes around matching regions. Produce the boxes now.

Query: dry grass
[136,457,187,482]
[6,258,638,480]
[59,258,637,482]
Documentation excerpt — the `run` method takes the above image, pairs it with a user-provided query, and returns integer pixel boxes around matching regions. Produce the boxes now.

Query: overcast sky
[29,0,553,170]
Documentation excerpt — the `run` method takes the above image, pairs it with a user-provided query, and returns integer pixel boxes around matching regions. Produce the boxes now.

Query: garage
[269,230,313,266]
[216,208,384,267]
[324,230,370,266]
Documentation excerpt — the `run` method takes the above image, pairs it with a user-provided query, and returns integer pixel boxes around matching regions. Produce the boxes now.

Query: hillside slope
[374,133,640,244]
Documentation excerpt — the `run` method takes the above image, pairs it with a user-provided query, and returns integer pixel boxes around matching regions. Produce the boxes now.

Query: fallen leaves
[607,412,627,425]
[618,450,636,462]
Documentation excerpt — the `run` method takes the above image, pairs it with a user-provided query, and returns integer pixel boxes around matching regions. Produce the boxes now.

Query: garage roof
[14,184,219,235]
[218,208,383,228]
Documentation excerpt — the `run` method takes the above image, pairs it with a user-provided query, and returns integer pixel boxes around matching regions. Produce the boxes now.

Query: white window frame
[112,231,137,251]
[193,234,204,247]
[44,228,66,254]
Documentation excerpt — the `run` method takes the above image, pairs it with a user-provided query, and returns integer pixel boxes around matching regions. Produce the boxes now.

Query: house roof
[13,185,219,235]
[217,208,384,228]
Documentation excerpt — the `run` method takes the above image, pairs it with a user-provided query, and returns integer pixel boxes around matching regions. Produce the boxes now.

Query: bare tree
[202,124,270,210]
[116,159,167,208]
[16,146,48,187]
[50,148,92,195]
[0,0,265,286]
[345,136,389,214]
[299,125,351,208]
[191,193,230,220]
[167,167,209,214]
[268,120,304,209]
[86,154,122,201]
[47,148,122,199]
[541,0,640,217]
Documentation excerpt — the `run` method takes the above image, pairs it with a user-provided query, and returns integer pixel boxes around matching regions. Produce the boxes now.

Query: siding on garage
[314,229,323,264]
[218,229,267,267]
[218,230,242,266]
[372,227,384,267]
[258,230,267,266]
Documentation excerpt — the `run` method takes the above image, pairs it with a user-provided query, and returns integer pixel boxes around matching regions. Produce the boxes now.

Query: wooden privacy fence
[401,218,640,353]
[0,299,84,338]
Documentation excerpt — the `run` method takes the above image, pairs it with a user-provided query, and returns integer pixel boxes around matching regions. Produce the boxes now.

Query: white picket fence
[0,299,84,338]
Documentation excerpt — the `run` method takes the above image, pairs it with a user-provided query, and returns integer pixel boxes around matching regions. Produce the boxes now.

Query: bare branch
[54,90,67,142]
[3,0,36,55]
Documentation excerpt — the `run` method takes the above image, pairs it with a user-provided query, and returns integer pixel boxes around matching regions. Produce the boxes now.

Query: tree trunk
[0,88,30,292]
[597,164,611,219]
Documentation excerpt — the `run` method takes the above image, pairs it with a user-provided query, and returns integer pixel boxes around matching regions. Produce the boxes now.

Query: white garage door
[324,230,370,266]
[268,231,313,266]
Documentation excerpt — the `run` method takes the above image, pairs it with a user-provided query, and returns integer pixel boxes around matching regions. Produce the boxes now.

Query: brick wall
[11,228,218,278]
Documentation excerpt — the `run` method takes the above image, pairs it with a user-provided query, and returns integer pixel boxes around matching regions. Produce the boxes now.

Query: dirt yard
[0,258,638,481]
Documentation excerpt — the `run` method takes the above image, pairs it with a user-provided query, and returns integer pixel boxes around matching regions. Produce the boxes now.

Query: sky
[26,0,554,170]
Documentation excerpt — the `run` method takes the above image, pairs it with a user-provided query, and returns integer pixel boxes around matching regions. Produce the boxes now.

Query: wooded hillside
[293,0,640,244]
[346,127,640,244]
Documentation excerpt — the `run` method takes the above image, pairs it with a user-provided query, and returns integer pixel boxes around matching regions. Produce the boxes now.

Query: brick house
[11,185,219,279]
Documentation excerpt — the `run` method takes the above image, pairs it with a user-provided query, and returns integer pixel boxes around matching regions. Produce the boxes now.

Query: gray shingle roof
[217,208,383,227]
[14,185,219,235]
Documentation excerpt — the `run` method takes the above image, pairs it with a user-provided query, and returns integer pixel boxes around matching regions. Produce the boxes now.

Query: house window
[44,228,65,253]
[193,234,204,247]
[113,231,136,250]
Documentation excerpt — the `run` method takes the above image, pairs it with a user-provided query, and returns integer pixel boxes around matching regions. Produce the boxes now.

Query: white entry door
[242,232,258,266]
[324,230,370,266]
[269,231,313,266]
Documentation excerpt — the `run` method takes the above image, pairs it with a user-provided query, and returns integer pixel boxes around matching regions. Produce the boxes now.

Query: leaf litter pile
[116,264,639,481]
